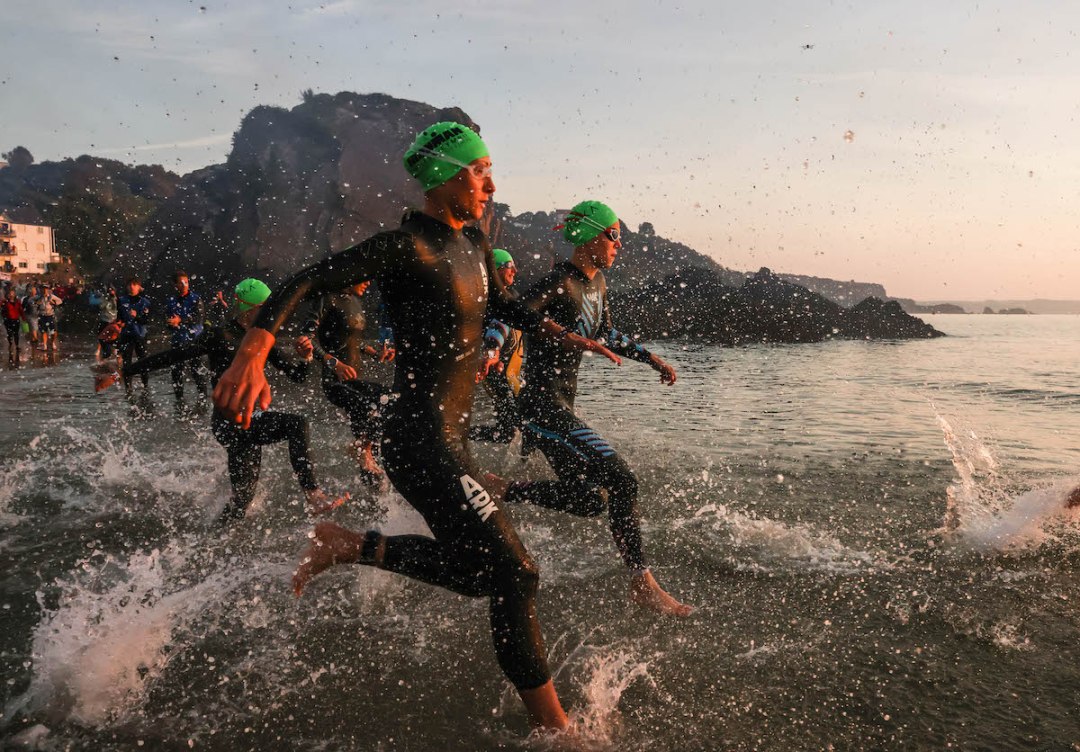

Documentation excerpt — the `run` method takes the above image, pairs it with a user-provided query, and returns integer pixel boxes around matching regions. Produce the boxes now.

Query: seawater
[2,315,1080,750]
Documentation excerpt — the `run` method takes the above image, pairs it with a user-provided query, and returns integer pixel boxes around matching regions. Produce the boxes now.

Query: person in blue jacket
[165,270,208,409]
[117,276,152,391]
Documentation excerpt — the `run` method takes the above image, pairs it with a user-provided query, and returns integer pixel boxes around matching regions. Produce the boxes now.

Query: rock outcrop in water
[613,267,943,343]
[1,90,942,342]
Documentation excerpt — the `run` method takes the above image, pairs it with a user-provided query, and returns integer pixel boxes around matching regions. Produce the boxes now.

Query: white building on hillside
[0,214,60,276]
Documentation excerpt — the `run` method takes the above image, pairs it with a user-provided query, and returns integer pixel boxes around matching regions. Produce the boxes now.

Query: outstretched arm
[602,292,675,384]
[212,234,392,428]
[96,339,210,392]
[485,243,621,367]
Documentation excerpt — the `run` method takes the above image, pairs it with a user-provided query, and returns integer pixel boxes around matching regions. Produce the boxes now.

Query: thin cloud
[96,132,231,154]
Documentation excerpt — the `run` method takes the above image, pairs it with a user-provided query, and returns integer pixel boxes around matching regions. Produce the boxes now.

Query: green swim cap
[403,122,489,192]
[493,249,515,268]
[234,278,271,312]
[560,200,619,246]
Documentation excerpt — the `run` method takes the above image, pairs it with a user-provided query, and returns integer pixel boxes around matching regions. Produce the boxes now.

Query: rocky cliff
[107,92,478,285]
[1,90,942,342]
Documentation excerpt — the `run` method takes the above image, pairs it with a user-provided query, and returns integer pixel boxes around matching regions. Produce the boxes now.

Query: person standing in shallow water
[508,199,693,617]
[165,270,209,411]
[212,121,622,732]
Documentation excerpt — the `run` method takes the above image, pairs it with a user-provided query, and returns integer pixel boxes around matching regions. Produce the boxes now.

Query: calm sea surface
[2,314,1080,750]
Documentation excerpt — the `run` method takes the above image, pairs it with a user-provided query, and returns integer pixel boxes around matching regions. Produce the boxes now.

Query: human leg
[324,380,387,477]
[4,320,19,363]
[190,360,209,398]
[134,337,149,386]
[298,429,556,697]
[171,361,186,404]
[518,411,692,615]
[212,419,262,523]
[246,411,318,491]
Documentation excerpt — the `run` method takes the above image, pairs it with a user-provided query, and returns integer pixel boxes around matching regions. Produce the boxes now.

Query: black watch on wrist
[326,356,338,369]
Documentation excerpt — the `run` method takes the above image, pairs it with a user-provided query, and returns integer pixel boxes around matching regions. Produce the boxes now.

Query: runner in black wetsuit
[469,249,524,444]
[212,122,620,731]
[509,199,693,617]
[300,280,394,482]
[105,278,345,523]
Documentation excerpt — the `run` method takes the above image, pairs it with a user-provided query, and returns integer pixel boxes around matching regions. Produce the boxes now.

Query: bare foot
[292,522,365,596]
[518,679,569,731]
[630,570,694,617]
[94,370,120,393]
[357,442,383,475]
[305,487,349,516]
[1067,486,1080,509]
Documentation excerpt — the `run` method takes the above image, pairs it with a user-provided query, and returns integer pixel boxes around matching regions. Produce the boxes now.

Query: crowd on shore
[0,279,83,364]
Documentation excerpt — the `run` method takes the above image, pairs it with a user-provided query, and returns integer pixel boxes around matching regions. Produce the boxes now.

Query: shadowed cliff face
[108,92,478,286]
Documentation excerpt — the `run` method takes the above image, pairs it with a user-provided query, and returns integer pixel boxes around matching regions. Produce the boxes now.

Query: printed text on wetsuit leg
[460,474,498,521]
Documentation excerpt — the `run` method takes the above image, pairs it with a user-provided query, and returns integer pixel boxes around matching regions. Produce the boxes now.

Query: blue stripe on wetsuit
[527,423,616,457]
[605,328,649,359]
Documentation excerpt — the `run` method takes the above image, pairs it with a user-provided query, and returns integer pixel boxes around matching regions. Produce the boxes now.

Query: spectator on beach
[36,284,63,351]
[2,286,23,365]
[95,286,120,364]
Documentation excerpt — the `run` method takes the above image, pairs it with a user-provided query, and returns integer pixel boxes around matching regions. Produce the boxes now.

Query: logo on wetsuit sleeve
[577,288,603,338]
[460,474,497,521]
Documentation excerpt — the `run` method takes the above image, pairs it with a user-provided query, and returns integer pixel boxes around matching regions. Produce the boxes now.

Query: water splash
[491,639,654,751]
[678,502,882,574]
[934,409,1079,550]
[5,543,277,727]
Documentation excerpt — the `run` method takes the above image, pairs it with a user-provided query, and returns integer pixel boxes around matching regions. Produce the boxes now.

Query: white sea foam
[679,502,881,574]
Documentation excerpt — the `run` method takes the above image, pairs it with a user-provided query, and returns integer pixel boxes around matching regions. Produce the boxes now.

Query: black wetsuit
[251,210,551,691]
[306,291,390,445]
[122,321,316,522]
[510,261,656,572]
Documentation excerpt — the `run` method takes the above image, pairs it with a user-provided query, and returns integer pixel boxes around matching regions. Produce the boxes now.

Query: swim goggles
[563,212,620,242]
[411,147,492,180]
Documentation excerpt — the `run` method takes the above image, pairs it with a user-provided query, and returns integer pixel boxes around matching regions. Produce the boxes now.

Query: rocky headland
[0,90,942,343]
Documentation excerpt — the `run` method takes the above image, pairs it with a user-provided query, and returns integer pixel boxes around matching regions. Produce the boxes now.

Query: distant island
[896,299,1078,315]
[0,90,942,344]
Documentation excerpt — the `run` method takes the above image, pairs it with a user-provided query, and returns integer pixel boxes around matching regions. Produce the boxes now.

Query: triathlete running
[509,199,693,617]
[101,279,345,523]
[300,280,394,481]
[469,249,525,444]
[212,122,620,731]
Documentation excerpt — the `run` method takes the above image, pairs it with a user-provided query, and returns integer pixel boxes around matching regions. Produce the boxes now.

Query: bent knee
[495,550,540,597]
[579,486,609,517]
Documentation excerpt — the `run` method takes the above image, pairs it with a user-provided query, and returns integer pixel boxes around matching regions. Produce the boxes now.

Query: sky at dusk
[4,0,1080,300]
